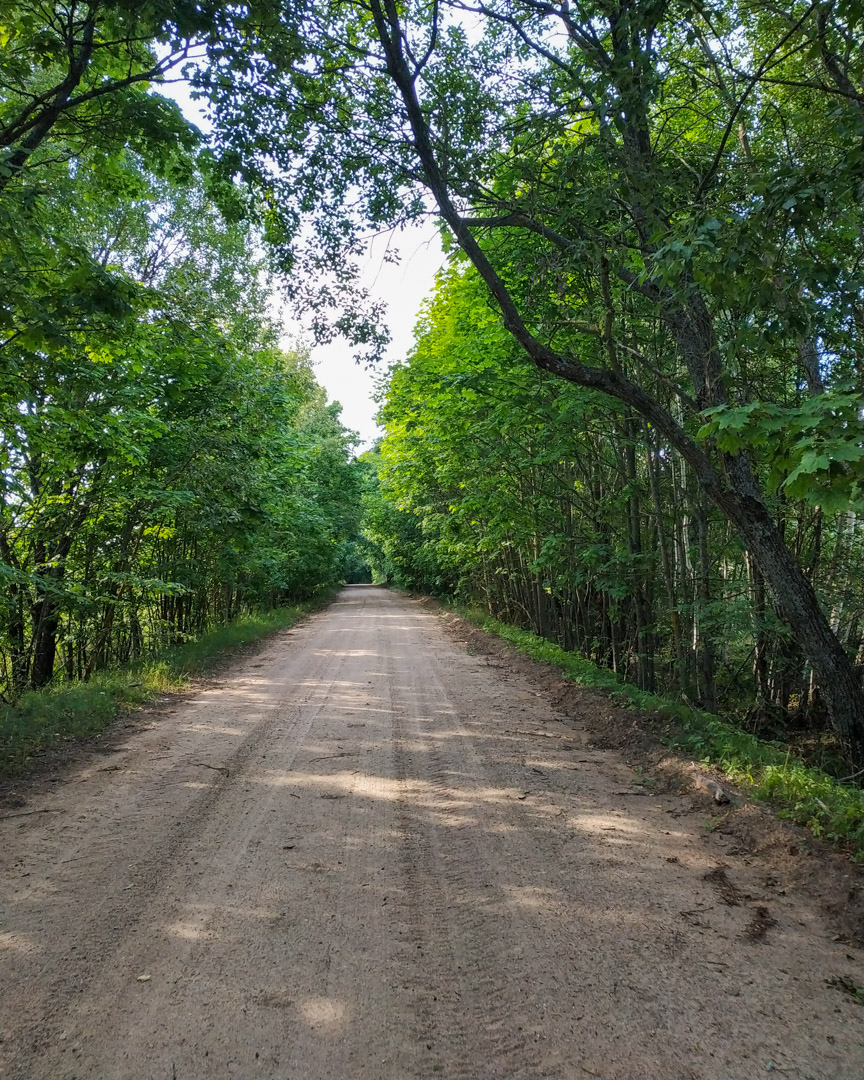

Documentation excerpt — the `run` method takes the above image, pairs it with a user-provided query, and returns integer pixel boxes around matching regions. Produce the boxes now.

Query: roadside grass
[0,592,335,777]
[456,607,864,860]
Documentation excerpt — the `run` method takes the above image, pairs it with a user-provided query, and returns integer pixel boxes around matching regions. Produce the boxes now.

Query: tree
[194,0,864,750]
[0,0,207,193]
[0,142,360,693]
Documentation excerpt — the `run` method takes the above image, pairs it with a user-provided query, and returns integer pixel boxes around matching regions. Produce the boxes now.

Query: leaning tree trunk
[713,457,864,748]
[371,2,864,754]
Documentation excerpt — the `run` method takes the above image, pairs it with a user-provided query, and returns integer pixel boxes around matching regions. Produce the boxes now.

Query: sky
[281,224,445,448]
[160,76,445,449]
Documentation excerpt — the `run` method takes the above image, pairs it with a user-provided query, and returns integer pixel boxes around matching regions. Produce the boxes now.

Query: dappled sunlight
[323,614,426,621]
[524,758,590,774]
[242,756,668,876]
[182,723,247,737]
[254,769,398,800]
[297,677,377,689]
[299,996,349,1028]
[164,901,280,944]
[569,811,651,837]
[316,704,394,715]
[502,885,563,913]
[0,930,39,953]
[315,649,382,659]
[340,828,404,851]
[427,811,480,828]
[167,920,210,942]
[392,738,449,754]
[250,767,571,821]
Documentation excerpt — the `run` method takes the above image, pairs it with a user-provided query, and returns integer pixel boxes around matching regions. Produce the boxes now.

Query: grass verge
[457,606,864,860]
[0,592,335,777]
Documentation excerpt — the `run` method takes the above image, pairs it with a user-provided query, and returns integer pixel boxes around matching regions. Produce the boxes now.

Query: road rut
[1,586,862,1079]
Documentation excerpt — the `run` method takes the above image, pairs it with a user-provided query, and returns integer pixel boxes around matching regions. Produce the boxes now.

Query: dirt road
[1,587,862,1079]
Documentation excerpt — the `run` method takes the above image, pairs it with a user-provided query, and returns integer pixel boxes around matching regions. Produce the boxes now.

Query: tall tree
[194,0,864,749]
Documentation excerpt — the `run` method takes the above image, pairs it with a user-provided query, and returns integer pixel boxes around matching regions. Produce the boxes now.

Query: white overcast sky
[280,225,445,447]
[161,78,444,448]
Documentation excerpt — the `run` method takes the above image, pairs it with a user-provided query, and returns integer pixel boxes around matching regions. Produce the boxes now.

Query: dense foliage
[370,266,863,738]
[0,4,361,698]
[2,1,863,761]
[187,0,864,753]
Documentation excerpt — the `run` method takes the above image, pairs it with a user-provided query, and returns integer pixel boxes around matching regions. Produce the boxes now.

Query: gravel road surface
[1,586,862,1079]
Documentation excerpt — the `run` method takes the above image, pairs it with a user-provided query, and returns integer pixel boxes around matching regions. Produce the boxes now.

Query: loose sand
[1,587,861,1079]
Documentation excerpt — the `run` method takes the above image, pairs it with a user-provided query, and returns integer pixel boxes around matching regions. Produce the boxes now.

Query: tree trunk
[373,10,864,752]
[746,552,770,701]
[0,546,27,697]
[646,428,686,690]
[692,494,717,711]
[30,595,62,688]
[29,529,76,689]
[716,474,864,748]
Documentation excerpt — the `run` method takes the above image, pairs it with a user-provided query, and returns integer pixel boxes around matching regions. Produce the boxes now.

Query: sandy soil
[0,586,862,1080]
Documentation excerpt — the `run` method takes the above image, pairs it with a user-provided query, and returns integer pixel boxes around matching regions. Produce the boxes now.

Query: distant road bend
[1,586,862,1079]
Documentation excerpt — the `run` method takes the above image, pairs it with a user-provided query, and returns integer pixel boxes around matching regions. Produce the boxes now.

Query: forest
[2,0,863,770]
[0,2,362,704]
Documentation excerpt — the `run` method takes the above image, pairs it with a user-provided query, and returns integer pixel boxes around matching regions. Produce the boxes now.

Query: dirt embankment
[0,587,862,1079]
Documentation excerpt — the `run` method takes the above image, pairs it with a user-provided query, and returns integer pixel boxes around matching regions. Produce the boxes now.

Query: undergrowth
[0,592,334,776]
[457,607,864,860]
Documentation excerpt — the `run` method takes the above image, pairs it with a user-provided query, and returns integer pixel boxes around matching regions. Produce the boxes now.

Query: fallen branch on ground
[505,728,575,741]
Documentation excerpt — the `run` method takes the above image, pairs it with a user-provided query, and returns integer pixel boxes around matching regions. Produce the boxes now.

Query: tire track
[0,587,861,1080]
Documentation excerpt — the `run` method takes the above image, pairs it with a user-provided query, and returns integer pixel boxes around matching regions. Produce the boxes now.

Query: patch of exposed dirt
[0,618,315,809]
[434,602,864,947]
